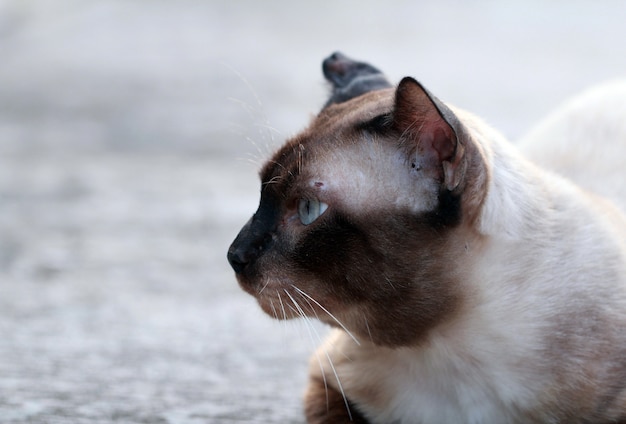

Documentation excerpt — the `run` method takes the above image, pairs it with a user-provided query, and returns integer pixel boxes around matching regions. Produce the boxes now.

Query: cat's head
[228,74,489,347]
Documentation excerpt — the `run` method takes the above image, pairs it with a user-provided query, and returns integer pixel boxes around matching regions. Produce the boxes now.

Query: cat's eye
[298,198,328,225]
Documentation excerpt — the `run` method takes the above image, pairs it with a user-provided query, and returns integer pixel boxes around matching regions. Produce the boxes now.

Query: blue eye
[298,198,328,225]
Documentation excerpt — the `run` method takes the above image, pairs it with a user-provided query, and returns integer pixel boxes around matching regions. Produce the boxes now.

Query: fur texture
[228,58,626,423]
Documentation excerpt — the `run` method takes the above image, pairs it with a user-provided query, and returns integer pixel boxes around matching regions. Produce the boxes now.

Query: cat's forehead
[310,88,394,136]
[258,87,438,215]
[260,88,394,188]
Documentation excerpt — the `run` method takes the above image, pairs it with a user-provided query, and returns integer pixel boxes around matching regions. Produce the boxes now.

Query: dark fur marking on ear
[322,52,393,109]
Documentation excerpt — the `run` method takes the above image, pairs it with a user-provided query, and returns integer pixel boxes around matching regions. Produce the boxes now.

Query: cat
[227,53,626,423]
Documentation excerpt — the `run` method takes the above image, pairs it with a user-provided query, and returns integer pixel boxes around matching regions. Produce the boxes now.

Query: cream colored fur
[309,82,626,423]
[519,80,626,212]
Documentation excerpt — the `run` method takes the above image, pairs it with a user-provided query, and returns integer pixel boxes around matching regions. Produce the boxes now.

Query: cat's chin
[236,275,307,320]
[254,289,315,321]
[257,297,301,321]
[245,277,340,323]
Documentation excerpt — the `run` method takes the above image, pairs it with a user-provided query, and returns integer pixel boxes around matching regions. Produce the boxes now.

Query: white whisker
[285,290,332,415]
[316,353,331,413]
[269,299,278,320]
[243,135,268,159]
[364,317,374,343]
[222,62,278,164]
[286,303,300,316]
[255,122,282,138]
[258,277,271,295]
[262,175,283,187]
[294,288,322,322]
[277,291,288,321]
[238,156,263,168]
[265,159,294,179]
[297,143,305,176]
[227,97,261,119]
[284,289,305,319]
[230,129,267,168]
[221,62,274,139]
[322,343,353,421]
[291,285,361,346]
[383,274,397,291]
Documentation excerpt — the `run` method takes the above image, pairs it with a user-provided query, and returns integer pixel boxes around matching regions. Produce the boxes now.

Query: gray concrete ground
[1,1,625,422]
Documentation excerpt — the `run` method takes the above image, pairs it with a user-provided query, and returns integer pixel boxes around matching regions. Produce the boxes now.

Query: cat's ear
[392,77,467,192]
[322,52,393,108]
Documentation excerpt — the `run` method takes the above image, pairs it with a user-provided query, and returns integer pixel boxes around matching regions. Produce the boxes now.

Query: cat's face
[228,78,486,346]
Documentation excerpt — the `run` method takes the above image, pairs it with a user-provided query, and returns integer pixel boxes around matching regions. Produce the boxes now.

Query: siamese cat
[227,52,626,423]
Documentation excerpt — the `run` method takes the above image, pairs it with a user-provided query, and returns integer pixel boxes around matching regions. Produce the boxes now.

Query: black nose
[228,198,278,274]
[227,215,275,274]
[227,233,273,274]
[227,245,251,274]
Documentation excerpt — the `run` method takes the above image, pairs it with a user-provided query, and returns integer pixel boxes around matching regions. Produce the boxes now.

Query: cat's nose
[227,245,251,274]
[227,218,274,274]
[227,236,271,274]
[228,202,278,275]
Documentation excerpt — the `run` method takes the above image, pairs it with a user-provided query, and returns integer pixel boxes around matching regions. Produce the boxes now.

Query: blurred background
[0,1,625,422]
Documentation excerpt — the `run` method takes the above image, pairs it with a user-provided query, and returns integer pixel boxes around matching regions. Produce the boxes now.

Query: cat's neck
[467,118,561,240]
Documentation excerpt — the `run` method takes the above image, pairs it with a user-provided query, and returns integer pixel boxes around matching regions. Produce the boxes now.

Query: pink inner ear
[420,120,456,163]
[393,78,457,165]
